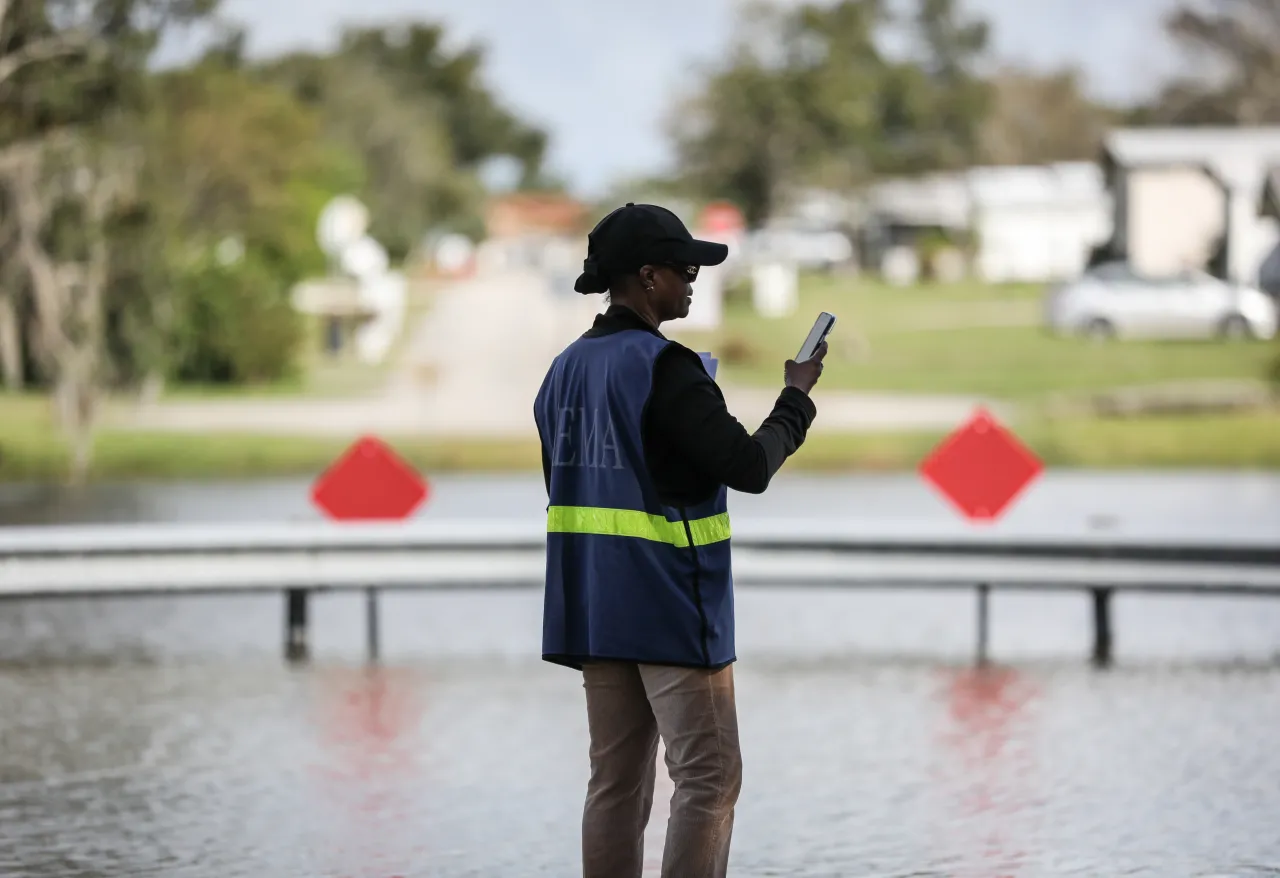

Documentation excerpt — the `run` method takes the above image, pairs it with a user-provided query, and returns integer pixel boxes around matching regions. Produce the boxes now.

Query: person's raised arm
[647,342,827,494]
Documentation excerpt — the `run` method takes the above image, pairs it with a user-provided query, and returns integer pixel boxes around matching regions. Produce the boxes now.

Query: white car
[1044,262,1278,341]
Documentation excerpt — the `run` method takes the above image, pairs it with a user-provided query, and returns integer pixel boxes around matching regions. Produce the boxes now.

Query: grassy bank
[0,394,542,481]
[5,394,1279,481]
[674,277,1276,400]
[797,412,1280,471]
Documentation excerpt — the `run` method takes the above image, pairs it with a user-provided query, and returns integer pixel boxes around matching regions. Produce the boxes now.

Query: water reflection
[311,667,424,779]
[935,667,1041,878]
[1,658,1278,875]
[308,667,427,878]
[0,482,152,526]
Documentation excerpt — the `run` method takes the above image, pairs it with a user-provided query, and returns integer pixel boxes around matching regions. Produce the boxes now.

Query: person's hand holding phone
[784,341,827,394]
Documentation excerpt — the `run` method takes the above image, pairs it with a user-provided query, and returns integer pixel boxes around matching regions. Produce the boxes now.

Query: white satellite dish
[339,235,389,280]
[317,196,370,258]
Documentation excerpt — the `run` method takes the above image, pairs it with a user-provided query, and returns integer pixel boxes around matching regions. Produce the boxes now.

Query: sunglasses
[665,264,700,283]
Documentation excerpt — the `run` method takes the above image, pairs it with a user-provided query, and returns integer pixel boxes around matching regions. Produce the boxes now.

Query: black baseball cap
[574,203,729,294]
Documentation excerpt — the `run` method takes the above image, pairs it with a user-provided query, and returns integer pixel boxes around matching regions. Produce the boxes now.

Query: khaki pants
[581,661,742,878]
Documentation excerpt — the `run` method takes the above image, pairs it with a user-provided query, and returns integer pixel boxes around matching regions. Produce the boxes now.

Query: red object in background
[919,408,1042,522]
[311,436,428,521]
[698,201,746,236]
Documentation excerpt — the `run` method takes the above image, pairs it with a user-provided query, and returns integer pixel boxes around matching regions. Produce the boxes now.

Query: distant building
[858,171,971,283]
[863,171,971,237]
[780,187,858,224]
[1101,127,1280,284]
[478,192,590,286]
[967,163,1111,283]
[291,277,378,357]
[858,163,1110,283]
[484,192,590,239]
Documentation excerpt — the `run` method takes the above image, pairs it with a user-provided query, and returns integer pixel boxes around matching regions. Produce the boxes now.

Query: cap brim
[574,271,608,294]
[682,238,729,267]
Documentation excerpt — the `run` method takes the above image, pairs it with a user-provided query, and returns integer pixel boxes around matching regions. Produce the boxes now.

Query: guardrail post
[366,586,380,664]
[285,588,309,663]
[1091,587,1113,669]
[975,583,990,667]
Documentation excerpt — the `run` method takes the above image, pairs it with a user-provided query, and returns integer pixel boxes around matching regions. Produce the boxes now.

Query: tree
[669,0,998,224]
[132,61,362,386]
[0,166,22,389]
[0,0,217,482]
[0,0,104,392]
[337,24,546,177]
[264,53,479,260]
[671,0,891,224]
[901,0,992,170]
[1140,0,1280,125]
[669,45,803,226]
[262,23,550,257]
[0,0,94,88]
[978,67,1118,166]
[1,134,136,477]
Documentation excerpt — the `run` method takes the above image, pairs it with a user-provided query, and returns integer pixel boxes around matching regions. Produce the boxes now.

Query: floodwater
[1,473,1279,877]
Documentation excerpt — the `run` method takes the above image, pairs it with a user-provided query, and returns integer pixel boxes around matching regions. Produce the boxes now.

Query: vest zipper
[679,506,712,667]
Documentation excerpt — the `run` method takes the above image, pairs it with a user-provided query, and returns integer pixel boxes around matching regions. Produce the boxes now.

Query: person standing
[533,203,826,877]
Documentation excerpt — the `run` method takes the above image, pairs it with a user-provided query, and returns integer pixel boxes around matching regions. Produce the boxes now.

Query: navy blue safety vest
[533,329,734,670]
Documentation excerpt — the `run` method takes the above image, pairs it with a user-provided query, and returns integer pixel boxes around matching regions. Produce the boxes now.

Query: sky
[159,0,1185,197]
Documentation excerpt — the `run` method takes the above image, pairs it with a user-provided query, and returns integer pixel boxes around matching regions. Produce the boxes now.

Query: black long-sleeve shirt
[541,304,817,507]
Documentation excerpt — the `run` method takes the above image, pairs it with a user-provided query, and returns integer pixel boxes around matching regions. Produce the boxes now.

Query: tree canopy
[672,0,1003,223]
[1131,0,1280,125]
[262,23,549,257]
[0,2,552,479]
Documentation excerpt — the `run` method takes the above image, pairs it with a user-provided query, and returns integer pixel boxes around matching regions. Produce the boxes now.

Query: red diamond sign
[919,408,1042,522]
[311,436,428,521]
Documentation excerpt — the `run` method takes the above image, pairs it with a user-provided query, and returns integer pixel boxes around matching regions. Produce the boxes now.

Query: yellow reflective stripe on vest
[546,505,731,548]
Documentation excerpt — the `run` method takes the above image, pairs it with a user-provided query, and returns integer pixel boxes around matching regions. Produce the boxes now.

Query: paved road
[120,270,1003,438]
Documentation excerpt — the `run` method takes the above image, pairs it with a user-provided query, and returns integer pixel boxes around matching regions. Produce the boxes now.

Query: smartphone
[796,312,836,362]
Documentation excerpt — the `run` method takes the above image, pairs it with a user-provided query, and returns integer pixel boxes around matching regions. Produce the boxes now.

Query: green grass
[5,392,1279,481]
[0,394,543,481]
[677,276,1276,400]
[1022,412,1280,469]
[793,413,1280,471]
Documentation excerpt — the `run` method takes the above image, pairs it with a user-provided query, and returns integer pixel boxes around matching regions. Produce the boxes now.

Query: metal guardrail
[1,520,1278,667]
